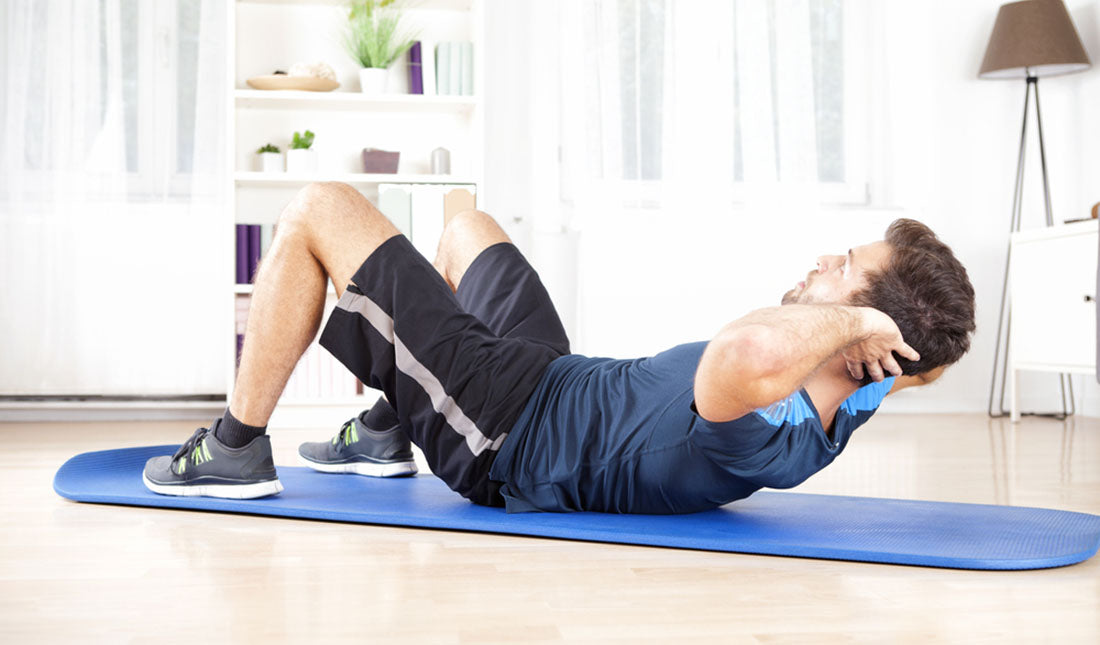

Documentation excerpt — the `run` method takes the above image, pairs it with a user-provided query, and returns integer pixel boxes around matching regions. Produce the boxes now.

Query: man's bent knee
[281,182,381,231]
[437,209,512,289]
[447,208,491,228]
[442,210,509,243]
[289,182,363,215]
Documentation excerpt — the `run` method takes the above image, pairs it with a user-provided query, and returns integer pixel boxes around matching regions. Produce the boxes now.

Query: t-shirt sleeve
[689,390,826,488]
[838,376,894,419]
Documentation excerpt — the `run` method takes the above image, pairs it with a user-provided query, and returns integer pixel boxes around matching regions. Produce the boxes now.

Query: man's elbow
[695,325,787,422]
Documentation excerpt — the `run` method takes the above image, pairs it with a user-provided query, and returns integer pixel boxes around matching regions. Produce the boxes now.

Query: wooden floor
[1,413,1098,643]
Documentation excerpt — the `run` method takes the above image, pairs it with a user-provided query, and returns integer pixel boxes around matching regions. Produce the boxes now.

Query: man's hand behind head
[842,307,920,383]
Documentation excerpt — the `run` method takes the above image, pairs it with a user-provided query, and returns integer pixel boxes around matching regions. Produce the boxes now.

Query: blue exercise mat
[54,445,1100,570]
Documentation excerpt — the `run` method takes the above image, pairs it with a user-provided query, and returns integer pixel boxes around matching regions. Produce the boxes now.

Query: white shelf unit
[226,0,485,426]
[234,89,478,112]
[234,171,478,186]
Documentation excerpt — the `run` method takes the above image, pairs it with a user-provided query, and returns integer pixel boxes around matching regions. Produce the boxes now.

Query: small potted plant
[285,130,317,174]
[343,0,417,94]
[256,143,283,173]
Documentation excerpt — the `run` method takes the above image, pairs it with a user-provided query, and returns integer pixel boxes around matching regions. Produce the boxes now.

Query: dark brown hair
[851,218,976,377]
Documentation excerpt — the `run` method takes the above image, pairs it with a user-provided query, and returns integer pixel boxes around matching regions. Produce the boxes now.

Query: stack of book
[407,41,475,96]
[283,341,363,401]
[235,223,275,284]
[377,183,476,259]
[235,295,364,401]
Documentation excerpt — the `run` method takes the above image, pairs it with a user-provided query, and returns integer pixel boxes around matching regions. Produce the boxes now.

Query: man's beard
[783,270,820,305]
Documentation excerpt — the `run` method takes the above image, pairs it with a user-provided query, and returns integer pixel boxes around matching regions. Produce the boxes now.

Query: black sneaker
[142,420,283,499]
[298,411,418,477]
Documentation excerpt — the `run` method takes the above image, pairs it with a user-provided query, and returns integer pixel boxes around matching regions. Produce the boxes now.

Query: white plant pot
[286,148,318,174]
[258,152,283,173]
[358,67,388,94]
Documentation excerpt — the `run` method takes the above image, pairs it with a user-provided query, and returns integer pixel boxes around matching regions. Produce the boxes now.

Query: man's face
[782,240,891,305]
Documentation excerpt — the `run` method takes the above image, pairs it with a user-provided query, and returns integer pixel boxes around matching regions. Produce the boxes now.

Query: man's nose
[817,255,840,272]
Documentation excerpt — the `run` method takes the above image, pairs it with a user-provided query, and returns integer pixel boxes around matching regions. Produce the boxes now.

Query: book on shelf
[448,43,462,97]
[443,187,475,218]
[248,225,261,280]
[260,223,275,258]
[282,340,361,401]
[410,186,445,259]
[459,42,473,96]
[305,343,318,399]
[420,39,436,96]
[379,186,412,237]
[235,225,249,284]
[378,183,477,260]
[408,42,423,95]
[321,341,334,397]
[433,42,473,96]
[436,43,451,95]
[235,223,275,284]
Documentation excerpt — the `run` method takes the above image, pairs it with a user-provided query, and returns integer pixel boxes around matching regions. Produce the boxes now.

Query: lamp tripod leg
[988,78,1075,420]
[988,79,1031,418]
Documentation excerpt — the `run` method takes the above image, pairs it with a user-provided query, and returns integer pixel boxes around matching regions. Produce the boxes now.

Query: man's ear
[887,365,947,396]
[917,365,947,384]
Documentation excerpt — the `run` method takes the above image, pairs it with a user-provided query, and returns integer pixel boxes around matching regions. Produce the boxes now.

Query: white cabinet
[1008,219,1098,421]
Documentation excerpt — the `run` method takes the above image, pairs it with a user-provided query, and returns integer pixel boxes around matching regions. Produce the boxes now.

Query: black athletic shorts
[318,235,570,506]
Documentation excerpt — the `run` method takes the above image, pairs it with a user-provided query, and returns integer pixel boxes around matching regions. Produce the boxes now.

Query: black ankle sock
[214,407,267,448]
[360,399,399,430]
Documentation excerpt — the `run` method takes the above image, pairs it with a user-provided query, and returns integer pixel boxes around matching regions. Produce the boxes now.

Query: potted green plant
[343,0,417,94]
[285,130,317,174]
[256,143,283,173]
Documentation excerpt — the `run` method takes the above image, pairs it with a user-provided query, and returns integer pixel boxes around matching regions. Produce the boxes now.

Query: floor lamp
[980,0,1091,418]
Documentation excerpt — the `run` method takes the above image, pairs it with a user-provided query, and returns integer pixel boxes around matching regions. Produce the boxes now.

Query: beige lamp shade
[979,0,1091,79]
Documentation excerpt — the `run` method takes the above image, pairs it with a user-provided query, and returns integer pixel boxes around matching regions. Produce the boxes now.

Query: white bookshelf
[234,89,478,112]
[233,171,478,186]
[226,0,485,427]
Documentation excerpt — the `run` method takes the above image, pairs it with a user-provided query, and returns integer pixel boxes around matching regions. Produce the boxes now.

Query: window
[9,0,214,201]
[596,0,868,203]
[113,0,210,198]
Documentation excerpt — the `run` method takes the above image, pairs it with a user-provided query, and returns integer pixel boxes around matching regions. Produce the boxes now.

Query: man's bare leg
[433,209,512,292]
[231,182,400,427]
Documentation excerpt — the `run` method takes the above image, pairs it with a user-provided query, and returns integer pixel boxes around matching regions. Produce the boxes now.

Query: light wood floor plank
[0,414,1098,643]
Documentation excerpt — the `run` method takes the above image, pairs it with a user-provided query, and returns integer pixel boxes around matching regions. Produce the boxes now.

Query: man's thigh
[319,235,557,505]
[455,242,571,356]
[436,209,512,290]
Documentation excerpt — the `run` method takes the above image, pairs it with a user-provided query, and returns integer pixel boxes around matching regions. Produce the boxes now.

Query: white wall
[483,0,1100,415]
[0,202,226,396]
[873,0,1099,415]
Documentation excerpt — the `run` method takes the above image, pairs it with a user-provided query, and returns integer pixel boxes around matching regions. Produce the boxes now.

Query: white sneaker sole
[298,454,418,477]
[142,473,284,499]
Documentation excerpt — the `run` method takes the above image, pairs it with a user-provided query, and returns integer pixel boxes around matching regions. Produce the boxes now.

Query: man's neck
[802,355,865,438]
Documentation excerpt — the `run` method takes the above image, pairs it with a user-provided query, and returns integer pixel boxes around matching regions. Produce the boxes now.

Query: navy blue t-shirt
[488,341,894,514]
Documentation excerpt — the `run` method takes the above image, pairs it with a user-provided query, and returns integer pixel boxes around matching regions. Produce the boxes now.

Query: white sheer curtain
[555,0,844,225]
[0,0,228,396]
[530,0,856,356]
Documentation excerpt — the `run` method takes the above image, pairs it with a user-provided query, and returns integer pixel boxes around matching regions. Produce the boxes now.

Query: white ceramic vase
[259,152,283,173]
[358,67,388,94]
[286,148,318,174]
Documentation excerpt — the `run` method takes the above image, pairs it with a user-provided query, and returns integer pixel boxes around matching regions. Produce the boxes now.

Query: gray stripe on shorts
[335,289,505,456]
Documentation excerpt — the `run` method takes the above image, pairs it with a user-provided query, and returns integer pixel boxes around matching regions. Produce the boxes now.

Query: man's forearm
[694,305,868,422]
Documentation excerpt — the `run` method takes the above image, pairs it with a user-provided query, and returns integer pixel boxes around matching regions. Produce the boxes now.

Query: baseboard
[0,399,225,422]
[0,397,369,427]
